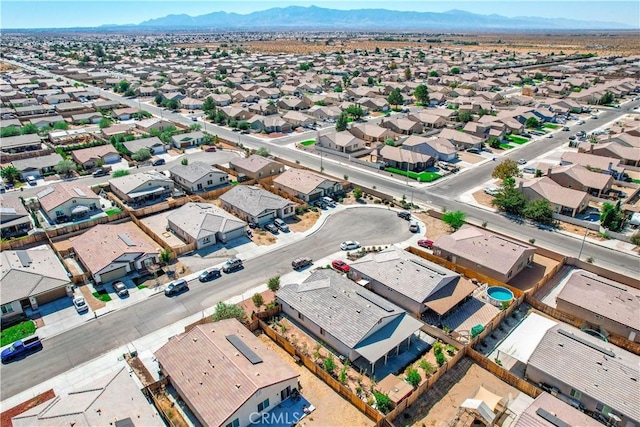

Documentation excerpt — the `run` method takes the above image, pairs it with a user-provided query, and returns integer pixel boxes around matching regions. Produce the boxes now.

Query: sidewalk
[0,205,426,413]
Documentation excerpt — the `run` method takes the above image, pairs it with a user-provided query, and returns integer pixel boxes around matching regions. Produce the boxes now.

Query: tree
[492,179,527,215]
[405,367,422,388]
[323,354,336,373]
[54,159,77,177]
[600,201,625,232]
[1,126,21,137]
[237,121,249,131]
[442,210,466,231]
[384,137,395,146]
[123,89,135,97]
[388,61,398,70]
[267,276,280,292]
[117,81,130,93]
[367,76,374,86]
[492,159,519,180]
[429,70,439,77]
[154,94,164,106]
[353,187,363,200]
[159,248,172,264]
[212,302,247,323]
[98,118,112,129]
[450,67,460,74]
[21,123,38,134]
[166,99,179,110]
[345,104,365,120]
[458,110,473,123]
[487,136,501,149]
[181,158,188,166]
[525,117,540,129]
[534,72,544,80]
[252,293,264,309]
[387,88,404,110]
[413,84,429,106]
[524,199,554,225]
[404,67,412,81]
[336,112,348,132]
[599,91,614,105]
[203,96,215,112]
[189,123,201,131]
[374,392,393,414]
[256,147,270,157]
[0,165,20,183]
[131,148,152,162]
[53,121,69,130]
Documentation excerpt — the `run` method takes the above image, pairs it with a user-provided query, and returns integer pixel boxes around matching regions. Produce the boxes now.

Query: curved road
[0,207,412,400]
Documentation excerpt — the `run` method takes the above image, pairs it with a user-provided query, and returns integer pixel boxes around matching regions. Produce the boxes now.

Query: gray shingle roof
[109,170,173,194]
[219,185,292,217]
[167,203,246,240]
[12,153,64,171]
[169,161,226,183]
[527,325,640,423]
[349,246,460,304]
[277,269,409,349]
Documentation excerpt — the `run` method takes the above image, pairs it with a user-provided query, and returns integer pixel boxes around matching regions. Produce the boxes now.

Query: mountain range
[124,5,628,31]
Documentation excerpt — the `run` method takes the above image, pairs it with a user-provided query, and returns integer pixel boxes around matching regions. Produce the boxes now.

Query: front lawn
[92,291,112,302]
[500,143,514,150]
[505,135,529,145]
[105,208,122,216]
[633,179,640,185]
[1,320,36,346]
[386,167,441,182]
[299,139,316,146]
[543,123,559,129]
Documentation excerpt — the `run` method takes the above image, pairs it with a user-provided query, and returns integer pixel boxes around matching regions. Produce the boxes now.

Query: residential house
[379,145,433,171]
[228,155,284,180]
[380,117,424,135]
[122,136,166,155]
[277,269,424,374]
[547,164,614,197]
[155,318,300,427]
[171,131,205,149]
[578,142,640,167]
[28,115,66,129]
[433,225,535,283]
[525,324,639,426]
[179,97,204,110]
[169,161,228,193]
[69,222,159,284]
[560,152,624,180]
[70,112,103,124]
[220,185,295,226]
[348,247,476,319]
[403,136,457,162]
[407,112,447,129]
[438,128,483,150]
[514,392,602,427]
[37,182,101,223]
[0,244,71,319]
[0,195,32,238]
[167,203,246,248]
[248,115,292,133]
[273,168,343,202]
[12,153,65,181]
[349,123,397,144]
[135,118,174,133]
[306,105,342,121]
[1,133,42,154]
[12,367,161,427]
[317,131,367,154]
[112,107,139,121]
[109,170,174,206]
[101,123,135,139]
[70,144,121,170]
[277,96,306,111]
[282,111,315,128]
[219,106,253,122]
[520,177,590,217]
[555,271,640,342]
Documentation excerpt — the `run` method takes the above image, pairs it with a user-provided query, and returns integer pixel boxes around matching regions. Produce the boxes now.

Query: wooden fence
[566,257,640,289]
[0,232,48,251]
[257,320,384,423]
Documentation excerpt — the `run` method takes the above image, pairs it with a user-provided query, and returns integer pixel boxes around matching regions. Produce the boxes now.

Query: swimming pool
[487,286,514,306]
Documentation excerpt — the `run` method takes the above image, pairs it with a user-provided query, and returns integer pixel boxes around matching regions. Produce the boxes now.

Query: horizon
[1,1,639,29]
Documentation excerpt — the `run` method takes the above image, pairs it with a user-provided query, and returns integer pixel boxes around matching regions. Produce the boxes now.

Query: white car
[518,159,527,165]
[340,241,361,251]
[73,296,88,313]
[484,187,501,196]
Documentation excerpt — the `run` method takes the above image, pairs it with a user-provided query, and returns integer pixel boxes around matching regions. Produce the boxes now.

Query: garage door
[36,286,68,305]
[100,266,128,283]
[257,212,276,226]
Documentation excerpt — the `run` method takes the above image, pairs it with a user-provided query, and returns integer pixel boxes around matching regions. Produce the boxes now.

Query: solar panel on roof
[535,408,570,427]
[16,250,32,267]
[73,187,86,197]
[118,233,136,247]
[0,207,16,215]
[37,187,54,198]
[226,334,263,364]
[355,290,394,312]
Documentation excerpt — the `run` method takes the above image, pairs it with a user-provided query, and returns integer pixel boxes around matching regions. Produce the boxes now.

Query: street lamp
[578,226,588,259]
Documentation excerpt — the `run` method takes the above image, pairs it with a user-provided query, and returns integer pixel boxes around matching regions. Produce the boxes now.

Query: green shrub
[419,359,435,375]
[435,352,446,367]
[405,367,422,388]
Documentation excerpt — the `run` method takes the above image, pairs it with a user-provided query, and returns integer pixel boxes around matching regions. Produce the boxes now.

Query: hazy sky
[2,1,638,29]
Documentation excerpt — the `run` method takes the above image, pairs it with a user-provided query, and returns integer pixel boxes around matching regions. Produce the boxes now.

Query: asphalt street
[0,207,412,399]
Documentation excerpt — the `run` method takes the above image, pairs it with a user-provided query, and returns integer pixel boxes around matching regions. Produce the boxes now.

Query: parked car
[313,200,327,209]
[199,268,221,282]
[322,196,336,207]
[568,135,576,140]
[112,281,129,297]
[73,296,88,312]
[151,157,165,166]
[523,167,536,174]
[331,260,350,273]
[562,126,570,131]
[546,133,553,138]
[222,258,243,273]
[397,210,411,220]
[409,220,420,233]
[417,239,434,249]
[164,279,188,296]
[273,218,289,232]
[26,176,37,186]
[484,187,500,196]
[292,257,313,270]
[517,159,527,165]
[264,223,279,234]
[1,336,42,363]
[92,168,110,177]
[340,240,360,251]
[466,148,480,154]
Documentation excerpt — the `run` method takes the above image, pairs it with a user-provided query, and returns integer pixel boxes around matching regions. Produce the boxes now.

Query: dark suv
[164,279,188,296]
[397,211,411,220]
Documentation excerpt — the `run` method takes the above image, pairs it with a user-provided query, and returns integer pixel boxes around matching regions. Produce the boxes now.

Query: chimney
[590,144,594,153]
[547,167,552,176]
[608,162,613,171]
[518,180,524,190]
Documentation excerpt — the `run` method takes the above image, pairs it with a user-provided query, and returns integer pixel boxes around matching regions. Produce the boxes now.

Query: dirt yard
[413,211,452,241]
[78,284,106,311]
[237,289,275,315]
[472,189,498,209]
[508,254,561,292]
[558,222,609,241]
[258,333,372,427]
[288,210,321,233]
[457,151,485,164]
[251,228,277,245]
[400,358,521,427]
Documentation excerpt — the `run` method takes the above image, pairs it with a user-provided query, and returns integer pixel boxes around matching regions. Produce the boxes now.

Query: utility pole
[578,227,589,259]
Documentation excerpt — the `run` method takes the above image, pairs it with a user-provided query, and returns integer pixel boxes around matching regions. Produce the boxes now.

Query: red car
[417,239,434,249]
[331,260,350,273]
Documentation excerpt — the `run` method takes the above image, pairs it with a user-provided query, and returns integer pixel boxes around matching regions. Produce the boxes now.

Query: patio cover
[491,312,557,363]
[128,186,165,199]
[424,278,476,316]
[376,374,413,405]
[71,205,90,214]
[353,315,422,364]
[461,399,496,425]
[474,386,503,412]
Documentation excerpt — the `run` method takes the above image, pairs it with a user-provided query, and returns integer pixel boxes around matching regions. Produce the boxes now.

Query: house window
[298,312,304,321]
[1,303,14,315]
[220,177,225,182]
[224,419,240,427]
[257,398,270,412]
[570,389,582,400]
[320,328,325,336]
[207,180,213,186]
